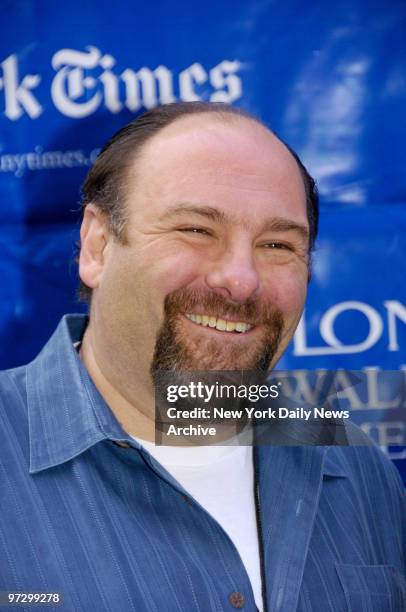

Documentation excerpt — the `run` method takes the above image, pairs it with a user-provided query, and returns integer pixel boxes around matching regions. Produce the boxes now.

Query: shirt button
[229,592,245,608]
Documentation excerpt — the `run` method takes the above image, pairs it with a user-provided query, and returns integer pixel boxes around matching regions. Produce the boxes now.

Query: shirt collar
[27,314,135,474]
[323,447,348,477]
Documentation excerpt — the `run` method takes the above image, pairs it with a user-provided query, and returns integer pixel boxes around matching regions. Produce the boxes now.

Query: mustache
[163,287,282,327]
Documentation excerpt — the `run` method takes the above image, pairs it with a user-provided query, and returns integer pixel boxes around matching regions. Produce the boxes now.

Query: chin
[181,342,273,372]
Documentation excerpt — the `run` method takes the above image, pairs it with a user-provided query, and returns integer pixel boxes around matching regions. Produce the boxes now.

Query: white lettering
[294,301,385,356]
[99,54,122,113]
[167,424,216,436]
[122,65,175,111]
[313,408,349,419]
[179,62,207,101]
[214,408,243,419]
[3,47,244,120]
[384,300,406,351]
[364,367,402,410]
[210,60,242,103]
[51,46,102,118]
[0,55,42,120]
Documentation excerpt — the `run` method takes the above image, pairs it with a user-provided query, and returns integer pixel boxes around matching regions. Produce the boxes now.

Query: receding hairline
[129,109,290,166]
[120,109,305,205]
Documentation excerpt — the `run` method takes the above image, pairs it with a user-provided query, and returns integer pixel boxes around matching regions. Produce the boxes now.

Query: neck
[79,325,156,442]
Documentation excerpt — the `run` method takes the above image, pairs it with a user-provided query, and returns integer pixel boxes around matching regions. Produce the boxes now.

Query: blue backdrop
[1,0,405,477]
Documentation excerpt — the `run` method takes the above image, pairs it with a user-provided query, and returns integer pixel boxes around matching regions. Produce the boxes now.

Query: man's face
[90,116,310,382]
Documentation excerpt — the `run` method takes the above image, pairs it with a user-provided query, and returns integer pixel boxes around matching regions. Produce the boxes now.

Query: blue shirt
[0,315,405,611]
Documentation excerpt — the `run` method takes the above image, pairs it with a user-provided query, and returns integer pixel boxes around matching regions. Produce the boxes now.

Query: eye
[178,227,211,236]
[262,242,292,250]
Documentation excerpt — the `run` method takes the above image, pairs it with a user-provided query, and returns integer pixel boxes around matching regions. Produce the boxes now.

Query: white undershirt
[134,437,263,611]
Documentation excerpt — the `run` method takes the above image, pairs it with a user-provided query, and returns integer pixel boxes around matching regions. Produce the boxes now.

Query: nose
[205,240,260,303]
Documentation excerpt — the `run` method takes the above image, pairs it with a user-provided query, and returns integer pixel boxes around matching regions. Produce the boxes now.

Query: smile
[184,313,253,333]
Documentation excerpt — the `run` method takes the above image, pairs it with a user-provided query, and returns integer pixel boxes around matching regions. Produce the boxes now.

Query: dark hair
[78,101,319,303]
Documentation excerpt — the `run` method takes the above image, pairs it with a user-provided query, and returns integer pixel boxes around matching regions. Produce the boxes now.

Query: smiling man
[0,103,404,612]
[78,103,312,439]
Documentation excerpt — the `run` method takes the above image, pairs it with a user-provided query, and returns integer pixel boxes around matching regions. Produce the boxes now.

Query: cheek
[144,249,204,300]
[263,267,308,317]
[101,242,206,331]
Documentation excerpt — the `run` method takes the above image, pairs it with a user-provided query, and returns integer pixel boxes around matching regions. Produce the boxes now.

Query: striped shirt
[0,315,405,611]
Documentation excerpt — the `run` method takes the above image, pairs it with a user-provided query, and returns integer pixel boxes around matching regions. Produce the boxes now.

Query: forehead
[126,114,307,227]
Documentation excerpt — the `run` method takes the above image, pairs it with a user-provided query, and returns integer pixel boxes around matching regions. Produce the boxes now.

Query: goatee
[150,288,284,376]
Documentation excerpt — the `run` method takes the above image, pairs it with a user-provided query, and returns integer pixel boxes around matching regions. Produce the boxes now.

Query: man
[0,102,404,611]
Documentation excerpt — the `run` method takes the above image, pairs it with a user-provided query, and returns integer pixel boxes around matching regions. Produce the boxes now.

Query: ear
[78,204,110,291]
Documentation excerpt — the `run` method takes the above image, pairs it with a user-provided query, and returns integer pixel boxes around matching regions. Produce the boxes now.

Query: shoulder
[326,424,405,513]
[0,365,29,451]
[0,364,28,409]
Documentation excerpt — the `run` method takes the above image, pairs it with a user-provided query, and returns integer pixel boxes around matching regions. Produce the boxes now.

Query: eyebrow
[260,217,309,241]
[160,203,309,241]
[160,204,227,224]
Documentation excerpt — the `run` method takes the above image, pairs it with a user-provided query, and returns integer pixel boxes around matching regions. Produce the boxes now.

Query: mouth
[184,313,255,334]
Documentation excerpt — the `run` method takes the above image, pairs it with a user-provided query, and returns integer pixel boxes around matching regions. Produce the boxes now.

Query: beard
[150,287,284,376]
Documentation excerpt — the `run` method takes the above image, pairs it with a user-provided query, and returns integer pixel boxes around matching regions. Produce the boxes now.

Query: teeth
[185,314,252,333]
[236,322,251,333]
[215,319,227,331]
